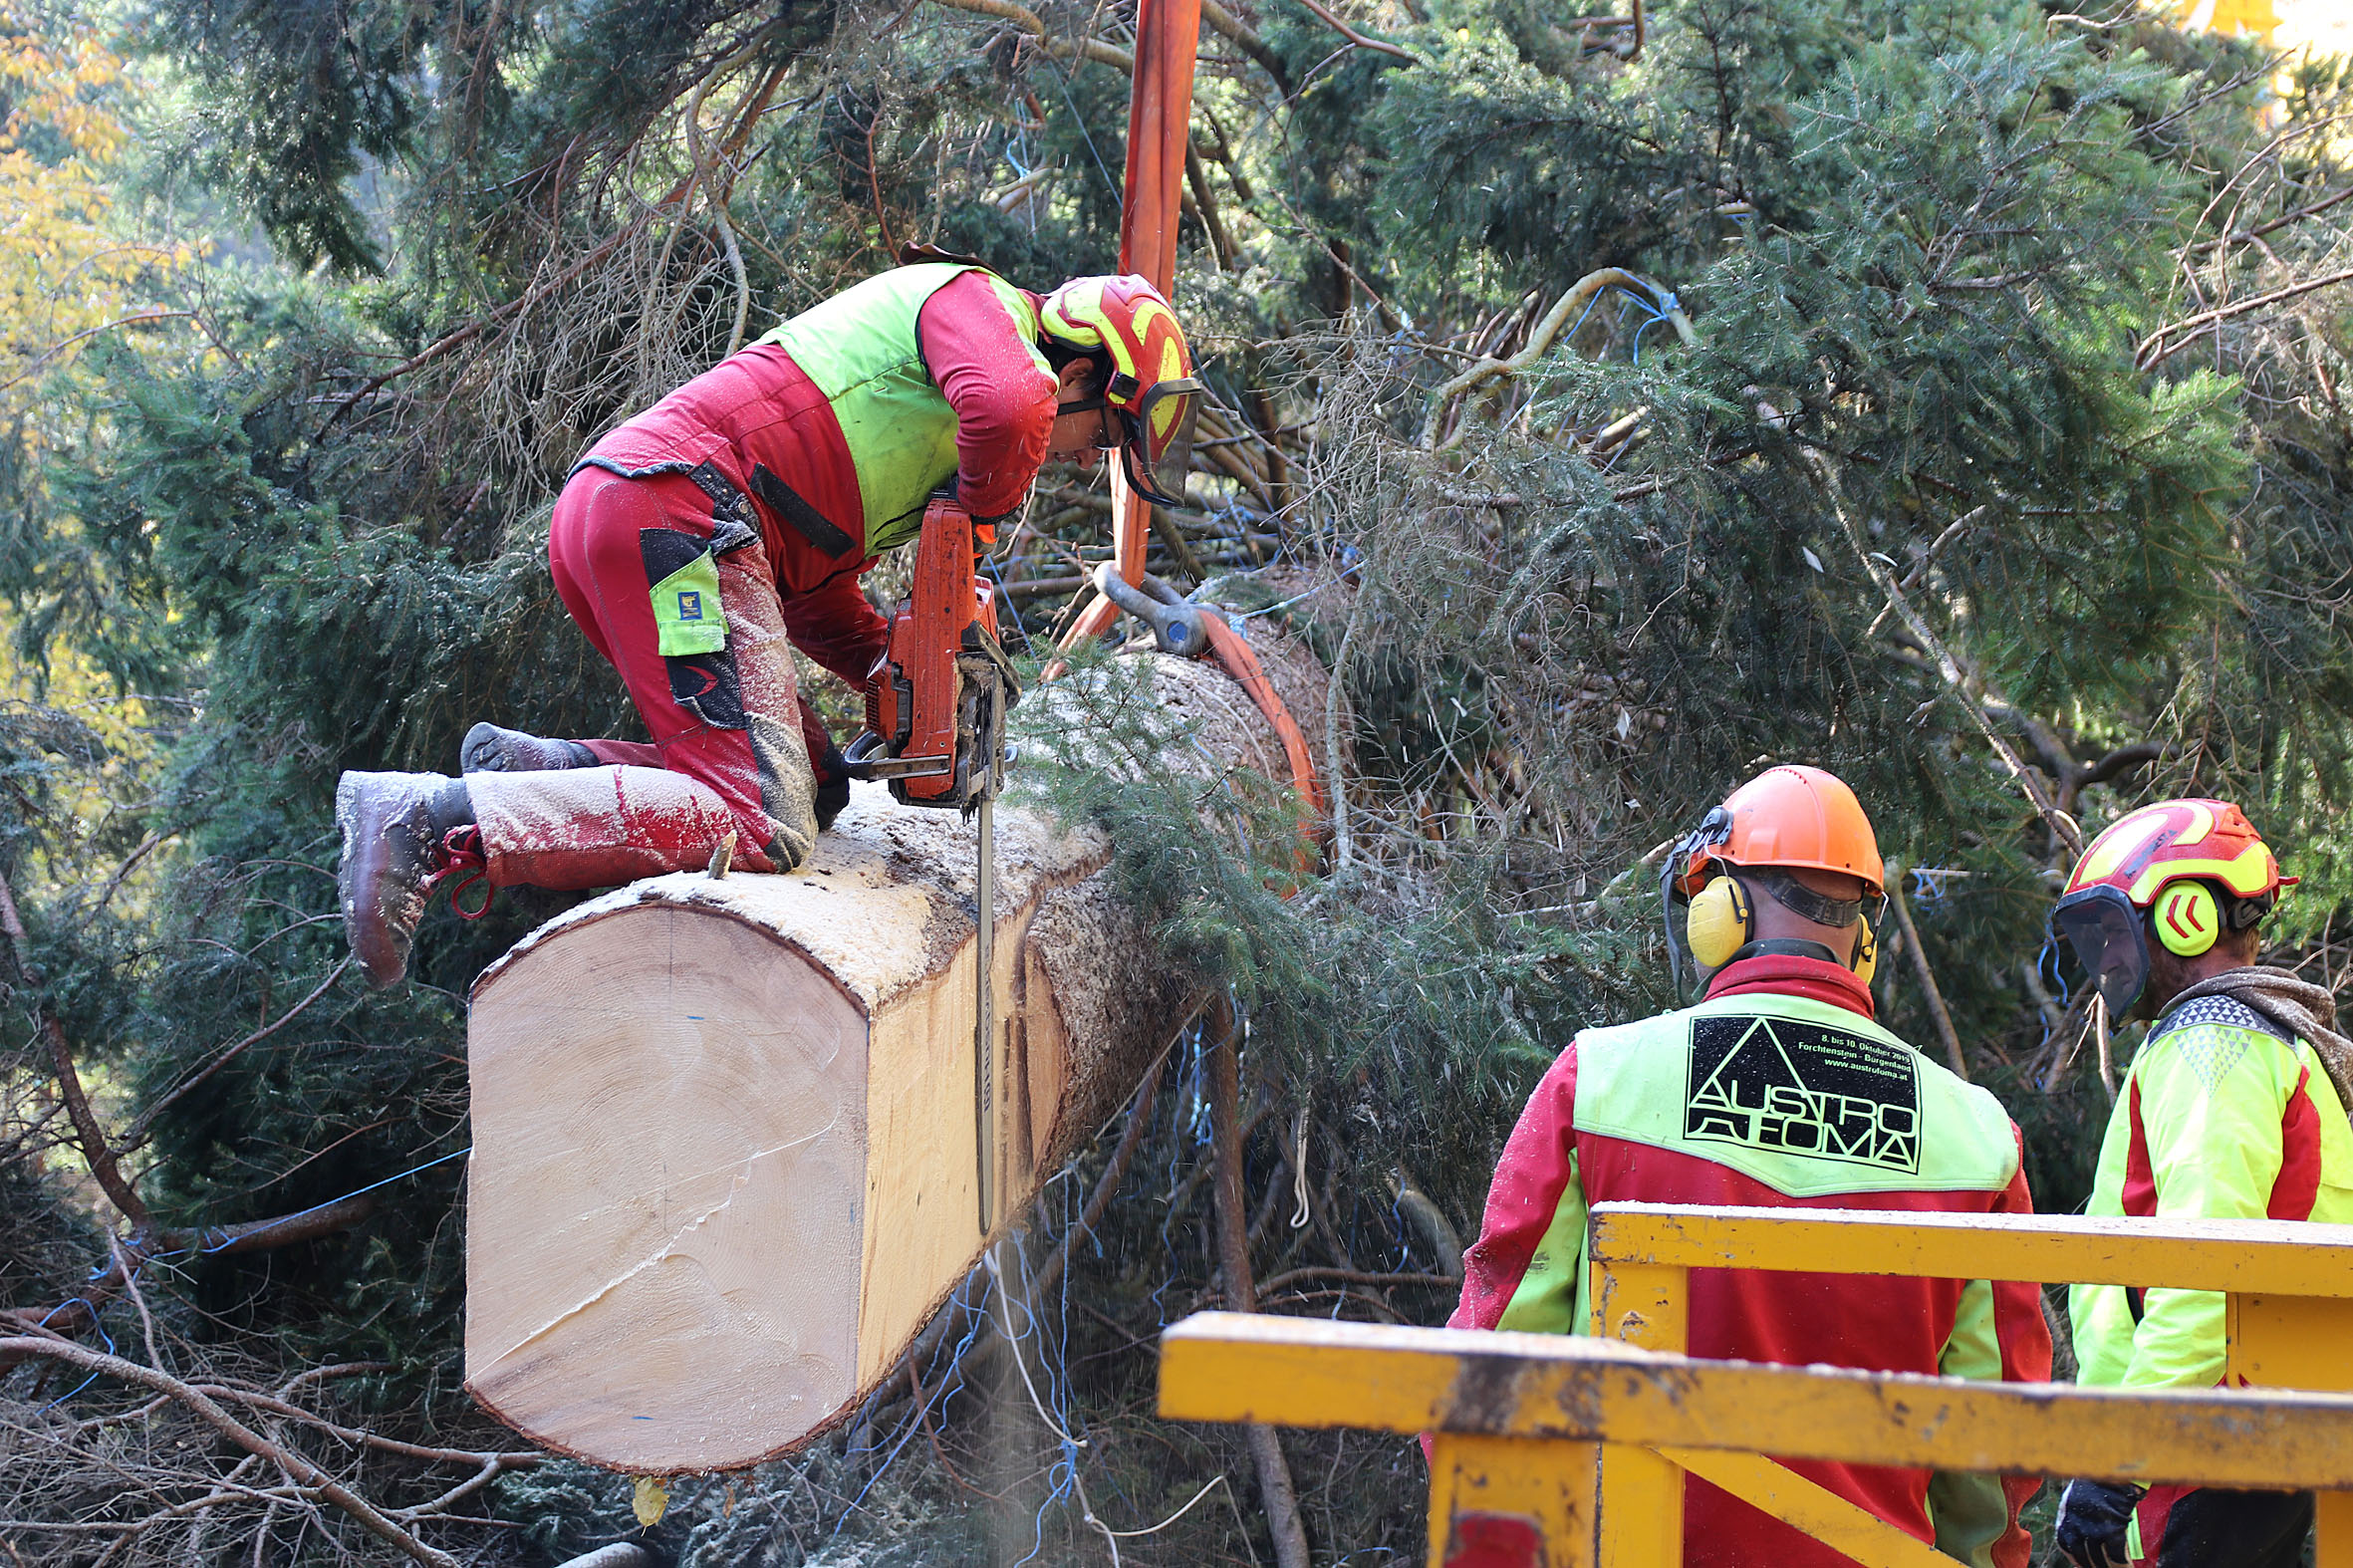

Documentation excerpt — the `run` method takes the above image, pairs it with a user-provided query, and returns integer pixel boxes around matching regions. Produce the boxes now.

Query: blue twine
[982,551,1034,653]
[193,1147,471,1255]
[35,1300,116,1413]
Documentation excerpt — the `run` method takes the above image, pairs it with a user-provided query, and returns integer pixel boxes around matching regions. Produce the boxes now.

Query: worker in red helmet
[2049,799,2353,1568]
[334,259,1201,986]
[1446,766,2051,1568]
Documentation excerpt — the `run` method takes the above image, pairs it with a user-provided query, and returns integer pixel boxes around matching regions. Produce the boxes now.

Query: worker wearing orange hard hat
[2050,799,2353,1568]
[331,259,1200,987]
[1448,766,2051,1568]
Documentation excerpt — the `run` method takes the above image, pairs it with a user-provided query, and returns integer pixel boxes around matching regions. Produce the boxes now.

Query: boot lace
[424,825,493,919]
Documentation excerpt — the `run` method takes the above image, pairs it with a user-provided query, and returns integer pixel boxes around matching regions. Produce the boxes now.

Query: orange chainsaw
[842,496,1020,812]
[841,495,1019,1230]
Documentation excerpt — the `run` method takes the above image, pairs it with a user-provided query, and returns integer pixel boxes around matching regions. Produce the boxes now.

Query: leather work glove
[2055,1478,2146,1568]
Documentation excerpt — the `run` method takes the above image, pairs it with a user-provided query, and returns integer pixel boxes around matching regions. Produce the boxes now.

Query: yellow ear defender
[1687,873,1881,979]
[1685,876,1752,970]
[2152,880,2221,958]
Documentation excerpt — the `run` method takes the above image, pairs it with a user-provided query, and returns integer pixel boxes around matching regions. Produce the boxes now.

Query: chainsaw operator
[334,260,1201,987]
[2048,799,2353,1568]
[1445,766,2052,1568]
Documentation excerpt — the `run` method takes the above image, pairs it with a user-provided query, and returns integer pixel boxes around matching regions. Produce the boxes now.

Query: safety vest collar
[1702,950,1876,1022]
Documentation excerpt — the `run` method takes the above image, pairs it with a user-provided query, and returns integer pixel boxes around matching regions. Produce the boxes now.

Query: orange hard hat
[1672,765,1885,899]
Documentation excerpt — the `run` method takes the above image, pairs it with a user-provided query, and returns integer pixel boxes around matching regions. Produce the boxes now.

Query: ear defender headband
[1660,810,1879,995]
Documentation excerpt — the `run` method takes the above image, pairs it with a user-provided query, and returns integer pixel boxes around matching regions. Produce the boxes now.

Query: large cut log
[463,641,1324,1474]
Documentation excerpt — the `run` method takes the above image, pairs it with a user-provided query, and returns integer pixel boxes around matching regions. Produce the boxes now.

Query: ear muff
[2153,880,2221,957]
[1686,876,1752,970]
[1851,912,1878,986]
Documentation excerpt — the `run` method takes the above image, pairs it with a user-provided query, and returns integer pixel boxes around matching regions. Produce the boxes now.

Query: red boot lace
[423,825,493,919]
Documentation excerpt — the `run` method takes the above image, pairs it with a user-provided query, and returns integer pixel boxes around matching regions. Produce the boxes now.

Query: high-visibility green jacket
[2071,993,2353,1393]
[1449,953,2053,1568]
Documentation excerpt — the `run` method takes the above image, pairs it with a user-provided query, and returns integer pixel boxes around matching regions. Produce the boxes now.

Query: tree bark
[462,647,1326,1474]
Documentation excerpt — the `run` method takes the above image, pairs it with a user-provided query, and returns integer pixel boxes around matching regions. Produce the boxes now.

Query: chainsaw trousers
[471,465,821,891]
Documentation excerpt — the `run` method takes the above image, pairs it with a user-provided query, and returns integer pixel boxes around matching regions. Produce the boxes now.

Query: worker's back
[1450,951,2051,1568]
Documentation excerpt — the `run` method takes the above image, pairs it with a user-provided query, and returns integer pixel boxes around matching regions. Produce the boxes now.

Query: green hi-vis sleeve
[651,553,727,656]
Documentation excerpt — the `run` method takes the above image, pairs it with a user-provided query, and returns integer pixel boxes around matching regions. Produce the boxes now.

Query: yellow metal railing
[1154,1204,2353,1568]
[1588,1204,2353,1568]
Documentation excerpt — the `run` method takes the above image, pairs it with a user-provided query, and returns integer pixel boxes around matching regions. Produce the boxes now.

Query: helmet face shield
[1121,379,1202,508]
[2053,884,2150,1015]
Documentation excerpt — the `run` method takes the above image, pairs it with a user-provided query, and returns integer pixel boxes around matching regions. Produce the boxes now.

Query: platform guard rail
[1156,1203,2353,1568]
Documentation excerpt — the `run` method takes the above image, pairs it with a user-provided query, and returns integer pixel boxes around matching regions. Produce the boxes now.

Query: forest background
[5,0,2353,1562]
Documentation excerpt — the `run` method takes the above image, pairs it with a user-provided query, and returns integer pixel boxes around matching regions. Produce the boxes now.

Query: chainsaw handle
[1093,563,1210,656]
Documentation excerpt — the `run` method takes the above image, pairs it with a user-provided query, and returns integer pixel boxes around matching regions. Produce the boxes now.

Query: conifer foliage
[6,0,2353,1561]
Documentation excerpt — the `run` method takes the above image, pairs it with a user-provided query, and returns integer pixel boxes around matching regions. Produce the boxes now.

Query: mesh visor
[2052,884,2150,1015]
[1121,380,1203,508]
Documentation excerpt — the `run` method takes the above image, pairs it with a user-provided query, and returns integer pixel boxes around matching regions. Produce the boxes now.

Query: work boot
[814,739,851,832]
[337,771,475,989]
[459,722,598,775]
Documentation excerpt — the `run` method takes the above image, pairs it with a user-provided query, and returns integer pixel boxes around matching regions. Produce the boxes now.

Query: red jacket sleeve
[915,271,1059,522]
[779,567,892,692]
[1449,1042,1584,1334]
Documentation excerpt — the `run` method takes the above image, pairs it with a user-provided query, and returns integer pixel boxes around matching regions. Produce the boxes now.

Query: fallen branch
[1886,873,1966,1082]
[121,957,354,1151]
[2136,264,2353,369]
[1811,444,2082,859]
[1288,0,1418,64]
[1200,0,1294,92]
[1207,995,1311,1568]
[1426,268,1694,443]
[1255,1265,1457,1293]
[317,60,789,433]
[0,1337,462,1568]
[1032,1062,1169,1304]
[0,870,149,1228]
[925,0,1136,71]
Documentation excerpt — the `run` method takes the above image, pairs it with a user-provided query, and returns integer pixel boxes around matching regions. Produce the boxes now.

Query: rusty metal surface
[1158,1312,2353,1489]
[1588,1202,2353,1294]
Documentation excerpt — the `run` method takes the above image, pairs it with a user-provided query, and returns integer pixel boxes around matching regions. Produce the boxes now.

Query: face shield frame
[1117,378,1204,508]
[2051,883,2151,1017]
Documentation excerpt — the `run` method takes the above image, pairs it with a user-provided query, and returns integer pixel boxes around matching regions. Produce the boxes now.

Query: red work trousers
[466,466,823,890]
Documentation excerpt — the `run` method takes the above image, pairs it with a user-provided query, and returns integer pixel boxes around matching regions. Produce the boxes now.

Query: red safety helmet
[1040,275,1203,508]
[2052,798,2291,1014]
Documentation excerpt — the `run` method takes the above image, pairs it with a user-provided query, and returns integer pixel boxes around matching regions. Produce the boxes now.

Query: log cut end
[464,902,868,1471]
[463,652,1294,1472]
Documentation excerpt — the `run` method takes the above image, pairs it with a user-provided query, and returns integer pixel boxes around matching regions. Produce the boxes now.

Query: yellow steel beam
[1589,1203,2353,1294]
[1157,1312,2353,1489]
[1660,1448,1952,1568]
[1590,1263,1685,1568]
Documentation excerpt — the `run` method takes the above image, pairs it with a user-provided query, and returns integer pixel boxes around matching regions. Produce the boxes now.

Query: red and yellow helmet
[2052,798,2291,1012]
[1041,275,1203,507]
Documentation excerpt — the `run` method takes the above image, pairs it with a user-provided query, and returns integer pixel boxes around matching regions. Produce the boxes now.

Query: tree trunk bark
[462,646,1324,1474]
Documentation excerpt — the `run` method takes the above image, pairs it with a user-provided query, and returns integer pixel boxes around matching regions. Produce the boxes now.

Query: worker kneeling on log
[332,261,1199,987]
[1447,766,2052,1568]
[2050,799,2353,1568]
